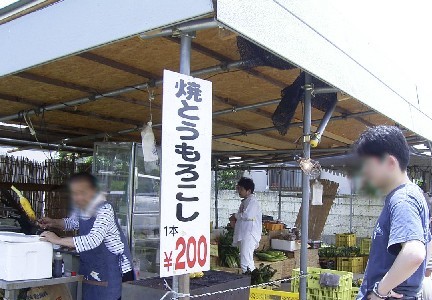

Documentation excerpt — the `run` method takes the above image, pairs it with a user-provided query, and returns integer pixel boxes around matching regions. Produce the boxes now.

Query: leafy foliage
[245,264,277,285]
[218,227,240,268]
[217,170,242,190]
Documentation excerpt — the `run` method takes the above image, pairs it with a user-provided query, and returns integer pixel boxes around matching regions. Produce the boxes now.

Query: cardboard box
[256,235,271,251]
[268,230,284,239]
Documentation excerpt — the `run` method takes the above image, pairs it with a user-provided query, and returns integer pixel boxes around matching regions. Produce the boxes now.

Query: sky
[332,1,432,113]
[0,0,22,10]
[0,146,57,161]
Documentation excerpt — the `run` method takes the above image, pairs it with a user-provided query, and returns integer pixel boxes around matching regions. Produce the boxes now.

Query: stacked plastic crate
[291,267,353,300]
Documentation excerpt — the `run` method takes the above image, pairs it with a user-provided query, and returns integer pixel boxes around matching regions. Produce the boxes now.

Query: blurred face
[360,155,398,189]
[236,185,251,199]
[69,180,97,209]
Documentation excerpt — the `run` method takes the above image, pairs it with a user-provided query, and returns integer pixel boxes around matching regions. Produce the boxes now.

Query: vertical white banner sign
[160,70,212,277]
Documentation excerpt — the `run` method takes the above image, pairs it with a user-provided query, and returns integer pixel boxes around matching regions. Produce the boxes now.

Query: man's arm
[41,205,114,250]
[377,240,426,295]
[376,196,428,296]
[236,200,259,221]
[38,217,66,230]
[426,240,432,277]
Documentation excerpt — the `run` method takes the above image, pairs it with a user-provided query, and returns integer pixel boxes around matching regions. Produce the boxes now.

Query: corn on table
[0,275,83,300]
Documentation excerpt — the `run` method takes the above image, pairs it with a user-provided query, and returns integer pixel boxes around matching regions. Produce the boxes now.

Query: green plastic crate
[291,267,353,300]
[351,287,359,299]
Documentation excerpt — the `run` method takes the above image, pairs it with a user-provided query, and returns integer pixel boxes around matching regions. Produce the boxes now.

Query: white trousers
[239,237,257,273]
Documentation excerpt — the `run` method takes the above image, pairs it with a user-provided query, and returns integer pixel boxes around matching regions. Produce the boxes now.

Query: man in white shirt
[231,177,262,273]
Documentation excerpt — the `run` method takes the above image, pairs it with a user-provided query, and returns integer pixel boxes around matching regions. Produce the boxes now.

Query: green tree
[217,170,243,190]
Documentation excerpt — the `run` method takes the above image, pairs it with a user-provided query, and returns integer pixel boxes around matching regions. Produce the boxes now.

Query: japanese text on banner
[160,70,212,277]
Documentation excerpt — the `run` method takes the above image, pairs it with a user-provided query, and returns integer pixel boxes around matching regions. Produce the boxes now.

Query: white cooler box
[271,239,301,251]
[0,232,53,281]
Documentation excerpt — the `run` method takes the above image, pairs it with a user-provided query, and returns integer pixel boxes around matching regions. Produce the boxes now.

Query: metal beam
[59,102,375,146]
[213,118,296,146]
[213,110,375,140]
[0,0,214,77]
[217,137,275,150]
[140,17,218,39]
[167,38,354,144]
[62,109,142,127]
[164,36,290,88]
[0,137,92,153]
[77,52,157,79]
[1,91,376,150]
[0,92,39,107]
[0,59,254,123]
[217,0,432,142]
[16,72,95,93]
[212,147,350,156]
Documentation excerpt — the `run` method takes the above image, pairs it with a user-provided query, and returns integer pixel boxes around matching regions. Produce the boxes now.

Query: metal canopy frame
[1,12,429,300]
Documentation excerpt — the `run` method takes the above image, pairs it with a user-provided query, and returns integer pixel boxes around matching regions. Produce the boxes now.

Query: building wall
[211,190,383,241]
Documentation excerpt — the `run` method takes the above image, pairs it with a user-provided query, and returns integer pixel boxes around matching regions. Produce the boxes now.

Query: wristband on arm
[372,282,391,299]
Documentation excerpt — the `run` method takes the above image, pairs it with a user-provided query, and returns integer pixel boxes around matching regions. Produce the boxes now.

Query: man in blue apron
[39,172,134,300]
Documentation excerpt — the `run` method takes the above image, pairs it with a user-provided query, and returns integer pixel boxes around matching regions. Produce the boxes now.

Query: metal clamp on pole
[140,17,218,39]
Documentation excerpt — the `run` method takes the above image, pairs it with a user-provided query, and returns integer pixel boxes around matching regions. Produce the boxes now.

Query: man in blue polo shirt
[355,126,431,300]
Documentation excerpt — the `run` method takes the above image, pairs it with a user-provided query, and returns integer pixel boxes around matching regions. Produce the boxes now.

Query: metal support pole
[278,169,282,220]
[214,169,219,229]
[349,196,353,233]
[174,32,194,300]
[4,289,18,300]
[299,73,312,300]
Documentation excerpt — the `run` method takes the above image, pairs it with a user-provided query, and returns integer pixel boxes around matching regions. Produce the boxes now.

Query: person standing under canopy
[230,177,262,273]
[355,126,431,300]
[39,172,134,300]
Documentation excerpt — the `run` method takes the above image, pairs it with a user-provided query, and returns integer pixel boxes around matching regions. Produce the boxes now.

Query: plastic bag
[141,122,158,162]
[141,122,159,173]
[312,180,323,205]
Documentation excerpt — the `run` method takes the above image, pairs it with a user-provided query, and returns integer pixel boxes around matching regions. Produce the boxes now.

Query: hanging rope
[160,273,311,299]
[146,86,155,123]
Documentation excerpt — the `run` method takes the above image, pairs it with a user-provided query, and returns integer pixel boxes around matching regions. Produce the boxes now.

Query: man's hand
[367,290,403,299]
[38,217,63,230]
[40,231,61,244]
[37,217,55,229]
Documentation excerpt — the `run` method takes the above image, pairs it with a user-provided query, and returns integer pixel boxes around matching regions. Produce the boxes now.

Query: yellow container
[210,244,218,257]
[351,287,359,299]
[264,223,284,231]
[360,238,372,255]
[291,267,353,300]
[250,288,299,300]
[337,257,364,274]
[336,233,356,247]
[362,255,369,272]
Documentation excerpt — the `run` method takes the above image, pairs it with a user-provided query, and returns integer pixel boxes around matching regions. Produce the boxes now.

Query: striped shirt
[64,201,132,273]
